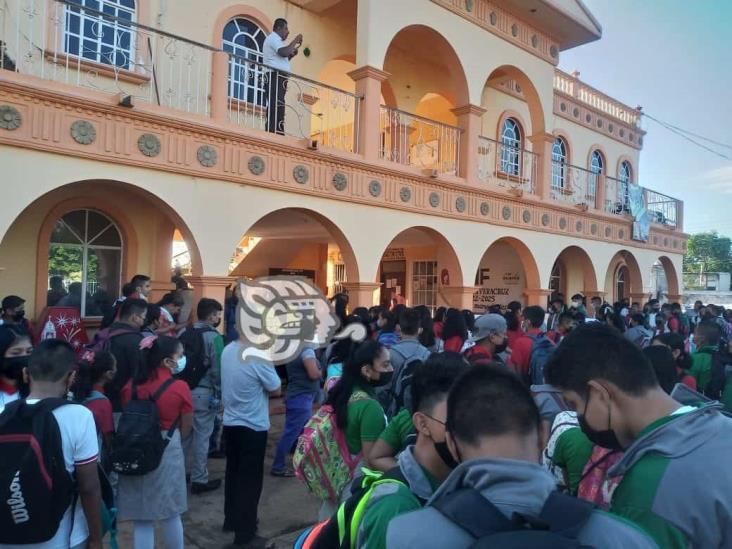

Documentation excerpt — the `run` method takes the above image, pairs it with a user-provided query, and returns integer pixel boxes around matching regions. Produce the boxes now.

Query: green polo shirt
[552,427,593,494]
[378,409,413,452]
[345,383,387,455]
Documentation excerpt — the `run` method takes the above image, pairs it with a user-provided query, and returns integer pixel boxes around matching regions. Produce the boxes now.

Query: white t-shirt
[0,400,99,549]
[263,32,291,72]
[0,390,19,411]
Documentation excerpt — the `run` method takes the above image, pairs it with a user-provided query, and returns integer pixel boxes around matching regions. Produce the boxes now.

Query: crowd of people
[2,282,732,548]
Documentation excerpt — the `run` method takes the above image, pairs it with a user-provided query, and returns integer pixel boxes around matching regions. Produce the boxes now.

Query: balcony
[0,0,683,243]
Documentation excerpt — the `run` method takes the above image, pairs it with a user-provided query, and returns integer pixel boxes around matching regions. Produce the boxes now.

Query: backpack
[528,334,556,385]
[296,467,410,549]
[432,488,594,548]
[85,326,137,355]
[388,355,425,418]
[110,378,178,476]
[177,325,217,390]
[705,350,732,399]
[293,391,370,503]
[0,399,76,544]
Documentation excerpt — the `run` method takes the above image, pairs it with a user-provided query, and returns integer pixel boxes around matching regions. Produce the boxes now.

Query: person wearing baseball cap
[463,314,509,367]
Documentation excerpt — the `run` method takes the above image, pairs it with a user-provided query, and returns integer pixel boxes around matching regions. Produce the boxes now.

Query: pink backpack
[293,391,368,503]
[577,446,624,510]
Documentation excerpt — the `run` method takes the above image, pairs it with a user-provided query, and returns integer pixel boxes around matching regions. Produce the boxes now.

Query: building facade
[0,0,685,325]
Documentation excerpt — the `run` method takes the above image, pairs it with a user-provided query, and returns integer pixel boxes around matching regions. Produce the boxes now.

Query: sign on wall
[472,242,525,313]
[382,248,406,261]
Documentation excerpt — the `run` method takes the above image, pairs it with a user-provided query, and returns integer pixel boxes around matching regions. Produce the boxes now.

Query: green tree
[683,232,732,274]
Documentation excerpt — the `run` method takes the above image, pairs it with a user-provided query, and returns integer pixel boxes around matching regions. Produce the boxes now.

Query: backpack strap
[151,377,177,402]
[431,488,519,539]
[533,491,595,538]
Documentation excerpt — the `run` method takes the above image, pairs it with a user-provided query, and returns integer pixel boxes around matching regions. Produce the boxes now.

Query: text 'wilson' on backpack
[0,399,75,544]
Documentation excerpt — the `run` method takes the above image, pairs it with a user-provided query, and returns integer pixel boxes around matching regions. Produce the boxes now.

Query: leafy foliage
[683,232,732,274]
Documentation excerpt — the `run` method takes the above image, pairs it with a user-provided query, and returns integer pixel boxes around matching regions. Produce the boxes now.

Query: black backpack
[177,326,216,390]
[705,349,732,399]
[0,399,76,544]
[432,488,594,548]
[388,356,424,418]
[110,378,178,475]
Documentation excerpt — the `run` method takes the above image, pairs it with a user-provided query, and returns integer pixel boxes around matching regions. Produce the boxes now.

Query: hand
[295,33,303,45]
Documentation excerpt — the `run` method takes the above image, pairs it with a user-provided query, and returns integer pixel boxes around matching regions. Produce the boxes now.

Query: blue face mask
[171,355,186,375]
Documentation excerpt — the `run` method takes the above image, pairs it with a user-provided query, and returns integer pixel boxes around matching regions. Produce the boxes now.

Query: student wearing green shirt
[546,322,732,548]
[690,320,720,394]
[369,408,413,472]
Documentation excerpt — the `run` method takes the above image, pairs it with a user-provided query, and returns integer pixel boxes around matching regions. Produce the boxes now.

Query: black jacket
[106,322,143,412]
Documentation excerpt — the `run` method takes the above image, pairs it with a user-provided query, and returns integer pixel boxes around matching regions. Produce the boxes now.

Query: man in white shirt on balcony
[263,18,303,135]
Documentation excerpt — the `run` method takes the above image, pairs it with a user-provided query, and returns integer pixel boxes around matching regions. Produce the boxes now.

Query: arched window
[223,17,267,104]
[500,118,522,176]
[64,0,136,69]
[551,137,568,190]
[48,210,122,318]
[549,261,562,295]
[589,149,604,198]
[616,265,629,301]
[619,161,632,185]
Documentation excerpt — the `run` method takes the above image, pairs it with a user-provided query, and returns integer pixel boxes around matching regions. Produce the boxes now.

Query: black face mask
[577,390,623,451]
[369,370,393,388]
[213,319,221,328]
[433,440,459,469]
[12,311,25,322]
[493,337,508,355]
[2,356,28,381]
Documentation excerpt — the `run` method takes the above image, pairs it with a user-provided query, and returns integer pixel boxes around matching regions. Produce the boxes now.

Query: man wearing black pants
[221,339,281,549]
[262,18,302,135]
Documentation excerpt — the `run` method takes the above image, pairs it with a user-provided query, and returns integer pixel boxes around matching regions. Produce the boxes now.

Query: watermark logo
[236,276,366,365]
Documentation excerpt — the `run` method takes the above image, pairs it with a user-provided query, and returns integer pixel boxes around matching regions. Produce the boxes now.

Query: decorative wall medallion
[0,105,21,130]
[585,114,592,123]
[70,120,96,145]
[619,229,625,239]
[573,107,580,118]
[368,180,381,197]
[559,217,567,230]
[576,221,583,232]
[197,145,217,167]
[550,45,558,58]
[293,165,309,184]
[629,133,635,142]
[489,11,497,25]
[619,128,625,137]
[137,133,160,157]
[522,210,531,223]
[511,24,518,37]
[608,123,614,134]
[653,235,658,245]
[531,34,538,48]
[606,227,612,238]
[480,202,490,216]
[591,223,598,235]
[400,186,411,202]
[247,155,265,175]
[673,239,678,249]
[597,119,603,128]
[502,206,511,220]
[455,197,466,213]
[541,213,550,227]
[664,237,669,247]
[429,192,440,208]
[332,172,348,191]
[465,0,474,12]
[560,102,567,112]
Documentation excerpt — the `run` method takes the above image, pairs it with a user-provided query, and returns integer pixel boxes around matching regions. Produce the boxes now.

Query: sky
[559,0,732,237]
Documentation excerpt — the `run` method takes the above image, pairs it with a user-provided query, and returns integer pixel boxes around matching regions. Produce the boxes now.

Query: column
[341,282,381,310]
[186,275,237,333]
[595,174,607,212]
[451,105,486,183]
[528,132,554,200]
[441,286,478,311]
[210,51,231,124]
[523,288,552,307]
[629,292,649,304]
[348,66,390,162]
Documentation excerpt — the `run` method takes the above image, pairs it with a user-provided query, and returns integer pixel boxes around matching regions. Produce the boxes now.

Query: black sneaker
[191,478,222,494]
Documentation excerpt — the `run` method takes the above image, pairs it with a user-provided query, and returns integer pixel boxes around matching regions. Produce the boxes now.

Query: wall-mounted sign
[472,242,525,313]
[269,268,316,283]
[382,248,406,261]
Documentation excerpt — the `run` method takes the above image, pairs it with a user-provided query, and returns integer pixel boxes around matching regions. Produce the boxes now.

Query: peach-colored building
[0,0,685,326]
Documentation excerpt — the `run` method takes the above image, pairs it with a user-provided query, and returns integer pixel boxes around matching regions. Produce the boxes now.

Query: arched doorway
[374,227,463,312]
[228,208,359,299]
[604,250,643,304]
[550,246,597,301]
[473,237,540,313]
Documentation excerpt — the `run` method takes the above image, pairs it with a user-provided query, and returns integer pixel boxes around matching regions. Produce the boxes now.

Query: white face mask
[572,301,580,308]
[171,355,187,375]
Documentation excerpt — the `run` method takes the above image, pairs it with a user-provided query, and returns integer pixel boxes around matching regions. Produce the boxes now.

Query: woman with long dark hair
[0,327,32,410]
[74,350,116,461]
[117,336,193,549]
[414,305,437,351]
[442,308,468,352]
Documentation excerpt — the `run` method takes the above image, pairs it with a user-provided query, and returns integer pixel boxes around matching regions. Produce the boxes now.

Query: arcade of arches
[0,180,681,323]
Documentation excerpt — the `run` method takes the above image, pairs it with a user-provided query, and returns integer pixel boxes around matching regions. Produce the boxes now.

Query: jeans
[132,516,184,549]
[271,393,314,473]
[183,387,216,484]
[223,425,268,544]
[266,70,288,135]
